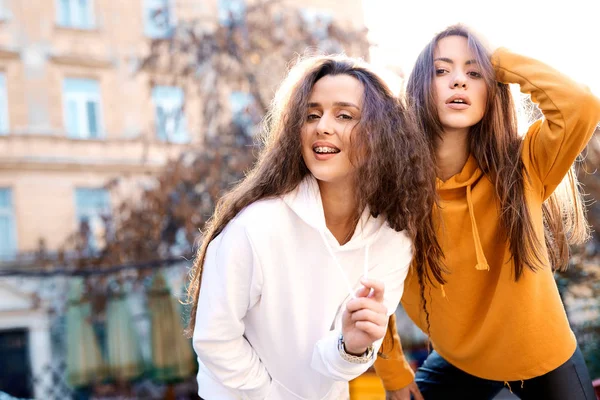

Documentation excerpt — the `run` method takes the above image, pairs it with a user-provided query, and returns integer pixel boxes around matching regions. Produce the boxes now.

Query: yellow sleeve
[373,314,415,391]
[492,47,600,199]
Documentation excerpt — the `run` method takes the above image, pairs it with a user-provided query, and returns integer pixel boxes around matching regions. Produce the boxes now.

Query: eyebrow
[308,101,361,110]
[434,57,479,65]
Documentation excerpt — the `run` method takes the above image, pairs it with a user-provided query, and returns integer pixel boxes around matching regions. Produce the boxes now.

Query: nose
[450,72,468,89]
[316,113,334,136]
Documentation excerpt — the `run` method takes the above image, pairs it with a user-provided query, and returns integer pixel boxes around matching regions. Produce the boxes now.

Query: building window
[63,78,103,139]
[0,0,12,20]
[152,86,188,143]
[218,0,245,26]
[230,91,260,139]
[75,188,110,251]
[301,8,332,40]
[0,73,9,135]
[57,0,95,29]
[143,0,173,38]
[0,188,17,261]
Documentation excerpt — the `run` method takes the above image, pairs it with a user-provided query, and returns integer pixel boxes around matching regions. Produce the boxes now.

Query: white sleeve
[310,239,412,381]
[311,323,383,381]
[192,220,271,400]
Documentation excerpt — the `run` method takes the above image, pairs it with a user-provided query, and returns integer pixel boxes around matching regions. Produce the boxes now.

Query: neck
[318,179,358,245]
[435,128,470,181]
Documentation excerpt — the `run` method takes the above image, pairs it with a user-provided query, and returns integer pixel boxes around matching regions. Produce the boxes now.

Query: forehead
[309,74,364,105]
[433,35,476,61]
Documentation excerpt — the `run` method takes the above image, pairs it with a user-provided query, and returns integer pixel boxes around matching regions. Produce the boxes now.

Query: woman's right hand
[341,278,388,355]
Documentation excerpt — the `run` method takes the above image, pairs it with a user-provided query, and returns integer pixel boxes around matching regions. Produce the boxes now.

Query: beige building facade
[0,1,365,398]
[0,0,364,261]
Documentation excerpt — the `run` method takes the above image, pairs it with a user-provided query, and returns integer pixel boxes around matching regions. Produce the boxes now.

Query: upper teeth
[315,147,339,154]
[452,99,465,103]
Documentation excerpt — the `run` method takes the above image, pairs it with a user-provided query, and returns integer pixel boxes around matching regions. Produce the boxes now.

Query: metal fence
[0,261,199,400]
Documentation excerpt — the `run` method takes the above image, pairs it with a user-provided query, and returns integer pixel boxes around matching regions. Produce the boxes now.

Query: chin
[442,119,477,131]
[311,173,336,183]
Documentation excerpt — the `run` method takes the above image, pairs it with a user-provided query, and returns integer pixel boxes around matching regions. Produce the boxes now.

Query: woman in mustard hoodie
[375,25,600,399]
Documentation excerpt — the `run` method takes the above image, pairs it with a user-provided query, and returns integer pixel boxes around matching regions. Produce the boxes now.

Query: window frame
[143,0,175,38]
[74,187,111,252]
[0,188,17,261]
[0,73,9,135]
[63,78,104,140]
[218,0,246,26]
[151,85,189,144]
[57,0,96,30]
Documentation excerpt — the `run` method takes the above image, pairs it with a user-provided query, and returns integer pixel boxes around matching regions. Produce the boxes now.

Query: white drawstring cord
[363,244,369,280]
[319,230,357,299]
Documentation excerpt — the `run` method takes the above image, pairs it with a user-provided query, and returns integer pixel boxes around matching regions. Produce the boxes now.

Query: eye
[435,67,448,75]
[337,113,353,120]
[468,71,482,78]
[307,113,321,121]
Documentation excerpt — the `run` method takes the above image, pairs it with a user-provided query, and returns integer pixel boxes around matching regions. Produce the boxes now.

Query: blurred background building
[0,0,361,264]
[0,1,366,399]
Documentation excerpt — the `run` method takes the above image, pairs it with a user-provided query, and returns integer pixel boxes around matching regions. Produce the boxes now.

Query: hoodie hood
[436,154,482,190]
[282,176,385,298]
[437,155,490,271]
[282,176,384,247]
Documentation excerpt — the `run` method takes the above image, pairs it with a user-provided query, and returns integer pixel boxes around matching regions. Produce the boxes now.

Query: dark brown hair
[185,55,445,336]
[406,24,588,283]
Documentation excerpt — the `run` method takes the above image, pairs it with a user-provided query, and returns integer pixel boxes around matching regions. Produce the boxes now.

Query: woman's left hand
[341,278,388,355]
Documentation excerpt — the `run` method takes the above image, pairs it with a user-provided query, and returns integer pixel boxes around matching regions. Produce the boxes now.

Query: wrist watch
[337,333,374,364]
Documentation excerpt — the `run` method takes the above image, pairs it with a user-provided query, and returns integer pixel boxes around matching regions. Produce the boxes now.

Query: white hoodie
[193,176,412,400]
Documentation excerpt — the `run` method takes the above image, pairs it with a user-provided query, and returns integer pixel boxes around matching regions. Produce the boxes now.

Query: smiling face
[300,74,364,188]
[433,35,488,136]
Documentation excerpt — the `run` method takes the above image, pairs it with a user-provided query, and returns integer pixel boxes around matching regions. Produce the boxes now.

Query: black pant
[414,346,596,399]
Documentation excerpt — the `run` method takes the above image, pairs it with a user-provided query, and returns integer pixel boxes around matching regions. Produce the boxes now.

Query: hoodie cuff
[372,313,416,390]
[373,355,415,391]
[312,330,374,381]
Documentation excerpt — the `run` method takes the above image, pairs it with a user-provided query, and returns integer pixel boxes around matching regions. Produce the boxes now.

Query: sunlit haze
[363,0,599,97]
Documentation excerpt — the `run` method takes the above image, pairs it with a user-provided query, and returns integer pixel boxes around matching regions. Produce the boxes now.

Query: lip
[446,102,470,110]
[312,141,340,161]
[312,141,340,151]
[445,94,471,108]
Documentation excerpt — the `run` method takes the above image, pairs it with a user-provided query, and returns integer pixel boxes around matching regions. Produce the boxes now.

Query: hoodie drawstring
[363,243,370,279]
[319,229,372,300]
[466,185,490,271]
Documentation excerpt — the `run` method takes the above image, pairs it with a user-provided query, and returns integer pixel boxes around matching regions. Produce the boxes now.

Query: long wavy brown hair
[185,55,445,337]
[407,24,589,283]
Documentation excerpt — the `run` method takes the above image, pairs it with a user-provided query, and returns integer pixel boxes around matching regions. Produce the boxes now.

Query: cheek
[477,88,488,116]
[433,80,444,103]
[300,131,311,164]
[300,126,311,144]
[477,84,488,104]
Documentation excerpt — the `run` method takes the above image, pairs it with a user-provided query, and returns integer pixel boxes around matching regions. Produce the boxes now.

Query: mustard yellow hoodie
[374,48,600,388]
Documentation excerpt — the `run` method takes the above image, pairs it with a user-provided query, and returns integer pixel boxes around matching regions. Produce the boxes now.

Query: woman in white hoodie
[188,55,445,400]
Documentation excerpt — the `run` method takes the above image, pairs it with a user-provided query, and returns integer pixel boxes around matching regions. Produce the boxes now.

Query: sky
[362,0,600,97]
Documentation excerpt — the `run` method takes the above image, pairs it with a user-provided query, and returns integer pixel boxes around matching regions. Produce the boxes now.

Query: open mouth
[446,95,471,105]
[313,146,340,154]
